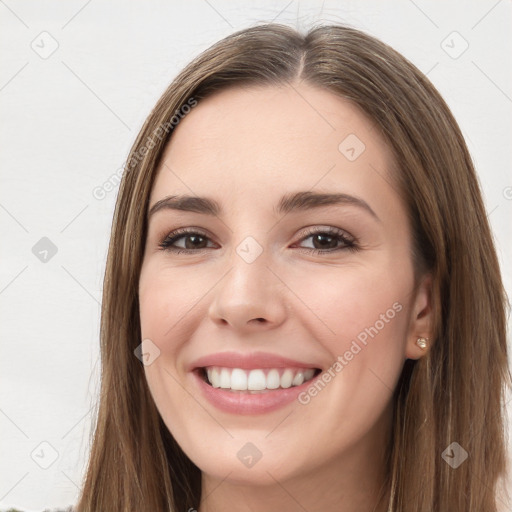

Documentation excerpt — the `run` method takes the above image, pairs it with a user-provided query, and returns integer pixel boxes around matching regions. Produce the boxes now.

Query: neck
[198,402,393,512]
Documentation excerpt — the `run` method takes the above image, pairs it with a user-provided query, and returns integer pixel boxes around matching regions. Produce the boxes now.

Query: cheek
[138,261,210,345]
[138,262,225,435]
[287,261,410,347]
[288,263,410,410]
[138,268,202,454]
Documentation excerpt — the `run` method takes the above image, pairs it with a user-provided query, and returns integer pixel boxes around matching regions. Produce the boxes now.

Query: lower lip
[192,369,321,415]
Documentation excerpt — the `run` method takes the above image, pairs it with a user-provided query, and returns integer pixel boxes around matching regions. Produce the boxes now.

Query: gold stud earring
[416,337,429,350]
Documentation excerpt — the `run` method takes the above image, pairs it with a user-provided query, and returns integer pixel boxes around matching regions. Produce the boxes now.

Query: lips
[189,351,323,414]
[189,351,322,372]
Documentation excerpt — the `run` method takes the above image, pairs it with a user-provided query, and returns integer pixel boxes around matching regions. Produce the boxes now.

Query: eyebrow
[147,191,380,222]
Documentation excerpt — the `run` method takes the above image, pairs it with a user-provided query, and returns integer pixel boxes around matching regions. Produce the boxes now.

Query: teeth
[219,368,231,388]
[231,369,247,390]
[266,369,280,389]
[204,367,317,391]
[247,369,266,390]
[211,367,220,388]
[280,369,293,388]
[304,368,315,381]
[292,371,305,387]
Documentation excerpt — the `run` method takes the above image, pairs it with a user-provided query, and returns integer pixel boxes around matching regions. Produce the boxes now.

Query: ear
[405,273,433,360]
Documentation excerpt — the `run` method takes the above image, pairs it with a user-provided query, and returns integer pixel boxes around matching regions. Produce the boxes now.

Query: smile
[189,351,324,414]
[202,366,320,392]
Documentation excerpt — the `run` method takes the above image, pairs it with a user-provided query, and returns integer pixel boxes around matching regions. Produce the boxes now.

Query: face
[138,84,431,487]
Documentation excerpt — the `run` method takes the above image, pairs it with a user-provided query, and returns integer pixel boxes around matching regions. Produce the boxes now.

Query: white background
[1,1,511,510]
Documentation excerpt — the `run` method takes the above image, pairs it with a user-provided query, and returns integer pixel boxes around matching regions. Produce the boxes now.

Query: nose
[207,249,288,332]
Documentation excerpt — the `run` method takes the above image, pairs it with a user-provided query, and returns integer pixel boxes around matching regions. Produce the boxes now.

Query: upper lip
[189,351,322,371]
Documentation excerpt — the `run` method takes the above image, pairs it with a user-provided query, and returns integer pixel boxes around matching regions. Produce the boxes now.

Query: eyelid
[157,226,216,250]
[294,225,356,243]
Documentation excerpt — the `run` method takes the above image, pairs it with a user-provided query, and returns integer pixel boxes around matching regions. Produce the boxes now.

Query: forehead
[149,84,398,214]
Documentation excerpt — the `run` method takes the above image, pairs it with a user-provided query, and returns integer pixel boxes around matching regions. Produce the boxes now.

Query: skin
[138,83,432,512]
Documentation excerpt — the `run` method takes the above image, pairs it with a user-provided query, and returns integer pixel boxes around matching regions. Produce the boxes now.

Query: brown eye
[308,233,340,250]
[158,229,215,253]
[294,227,357,254]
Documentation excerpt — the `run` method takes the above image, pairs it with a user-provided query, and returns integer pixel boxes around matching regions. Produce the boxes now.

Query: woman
[76,23,510,511]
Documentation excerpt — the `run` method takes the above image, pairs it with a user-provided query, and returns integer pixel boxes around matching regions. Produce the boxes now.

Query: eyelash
[157,226,358,255]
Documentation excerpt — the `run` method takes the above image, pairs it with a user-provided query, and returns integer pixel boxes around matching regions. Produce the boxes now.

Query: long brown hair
[75,23,511,511]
